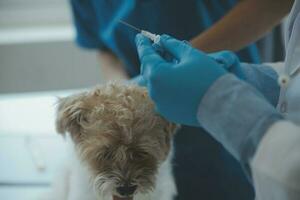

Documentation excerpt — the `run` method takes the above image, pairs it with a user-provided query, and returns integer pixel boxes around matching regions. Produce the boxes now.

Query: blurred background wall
[0,0,103,94]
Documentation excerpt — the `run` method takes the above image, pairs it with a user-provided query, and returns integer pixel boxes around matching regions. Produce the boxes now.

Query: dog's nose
[116,185,137,196]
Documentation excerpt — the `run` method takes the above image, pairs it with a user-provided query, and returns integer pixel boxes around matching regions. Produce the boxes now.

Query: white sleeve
[251,121,300,200]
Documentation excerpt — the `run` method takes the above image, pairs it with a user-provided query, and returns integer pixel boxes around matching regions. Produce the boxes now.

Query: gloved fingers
[209,51,245,79]
[136,33,169,85]
[159,34,193,60]
[130,75,147,87]
[209,50,240,70]
[142,60,168,87]
[135,34,164,64]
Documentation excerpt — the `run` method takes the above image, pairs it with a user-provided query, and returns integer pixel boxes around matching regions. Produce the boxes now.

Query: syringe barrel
[141,30,160,43]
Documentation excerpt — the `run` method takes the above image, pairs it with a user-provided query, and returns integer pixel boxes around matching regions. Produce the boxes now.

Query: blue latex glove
[130,51,243,87]
[135,34,227,126]
[209,51,245,79]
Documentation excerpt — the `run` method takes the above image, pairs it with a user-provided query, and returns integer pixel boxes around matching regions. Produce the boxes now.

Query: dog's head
[56,83,178,200]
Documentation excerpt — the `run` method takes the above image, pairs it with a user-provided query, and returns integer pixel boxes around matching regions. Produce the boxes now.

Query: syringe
[118,20,160,44]
[119,20,176,62]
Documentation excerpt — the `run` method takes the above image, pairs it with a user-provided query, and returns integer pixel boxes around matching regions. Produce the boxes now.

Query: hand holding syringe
[118,20,175,62]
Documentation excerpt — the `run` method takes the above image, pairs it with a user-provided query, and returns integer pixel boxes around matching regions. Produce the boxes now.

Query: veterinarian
[70,0,293,199]
[135,0,300,199]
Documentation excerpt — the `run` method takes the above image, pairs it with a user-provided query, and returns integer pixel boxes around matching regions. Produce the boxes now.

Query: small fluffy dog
[49,83,178,200]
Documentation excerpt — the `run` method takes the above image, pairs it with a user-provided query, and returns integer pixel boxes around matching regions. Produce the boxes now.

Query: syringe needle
[118,20,141,32]
[118,19,160,43]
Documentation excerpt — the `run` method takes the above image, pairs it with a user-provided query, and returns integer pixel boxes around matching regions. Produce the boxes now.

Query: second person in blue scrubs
[69,0,292,199]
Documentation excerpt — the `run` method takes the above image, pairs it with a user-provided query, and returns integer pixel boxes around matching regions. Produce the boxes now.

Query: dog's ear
[164,123,179,136]
[163,122,179,146]
[55,94,88,139]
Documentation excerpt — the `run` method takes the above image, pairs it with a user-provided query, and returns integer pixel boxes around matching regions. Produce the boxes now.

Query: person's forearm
[191,0,294,52]
[98,51,129,81]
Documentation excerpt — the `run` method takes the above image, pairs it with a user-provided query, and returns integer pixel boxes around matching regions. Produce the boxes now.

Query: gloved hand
[135,34,227,126]
[209,51,245,79]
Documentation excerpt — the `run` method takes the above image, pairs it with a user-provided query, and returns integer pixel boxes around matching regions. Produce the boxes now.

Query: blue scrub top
[71,0,260,77]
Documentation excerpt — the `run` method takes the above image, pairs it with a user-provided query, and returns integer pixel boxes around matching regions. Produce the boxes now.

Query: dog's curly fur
[51,82,178,200]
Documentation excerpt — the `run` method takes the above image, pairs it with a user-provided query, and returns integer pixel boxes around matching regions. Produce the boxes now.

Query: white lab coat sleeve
[251,121,300,200]
[197,74,283,175]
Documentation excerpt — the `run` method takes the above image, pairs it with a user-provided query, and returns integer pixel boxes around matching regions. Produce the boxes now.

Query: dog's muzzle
[116,185,137,196]
[113,195,133,200]
[113,184,137,200]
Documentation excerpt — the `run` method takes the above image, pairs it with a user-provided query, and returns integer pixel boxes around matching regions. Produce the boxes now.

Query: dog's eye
[102,151,114,160]
[134,152,149,160]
